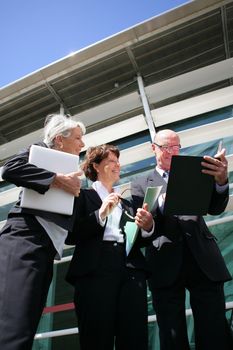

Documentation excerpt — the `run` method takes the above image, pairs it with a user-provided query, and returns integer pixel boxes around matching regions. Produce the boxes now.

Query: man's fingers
[143,203,149,211]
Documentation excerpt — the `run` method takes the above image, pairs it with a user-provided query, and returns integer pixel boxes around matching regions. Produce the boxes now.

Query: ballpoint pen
[217,140,223,154]
[215,140,223,160]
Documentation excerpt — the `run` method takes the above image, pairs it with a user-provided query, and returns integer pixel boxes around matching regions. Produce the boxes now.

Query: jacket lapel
[147,169,167,192]
[85,188,102,209]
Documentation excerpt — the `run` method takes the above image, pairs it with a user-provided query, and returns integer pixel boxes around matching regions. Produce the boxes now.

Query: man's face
[152,131,180,171]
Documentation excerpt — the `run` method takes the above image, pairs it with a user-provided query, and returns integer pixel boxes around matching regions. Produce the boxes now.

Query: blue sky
[0,0,191,88]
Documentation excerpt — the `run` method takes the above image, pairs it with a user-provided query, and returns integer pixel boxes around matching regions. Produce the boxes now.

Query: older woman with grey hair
[0,114,85,350]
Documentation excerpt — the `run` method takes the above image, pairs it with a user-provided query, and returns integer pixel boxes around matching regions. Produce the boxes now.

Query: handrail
[35,302,233,339]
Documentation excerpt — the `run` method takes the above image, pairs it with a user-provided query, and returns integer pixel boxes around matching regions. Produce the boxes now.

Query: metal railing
[35,301,233,340]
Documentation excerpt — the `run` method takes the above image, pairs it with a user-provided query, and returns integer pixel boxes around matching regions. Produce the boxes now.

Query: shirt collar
[92,181,113,201]
[156,166,165,177]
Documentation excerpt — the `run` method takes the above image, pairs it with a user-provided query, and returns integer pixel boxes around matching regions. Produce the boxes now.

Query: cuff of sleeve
[96,210,106,227]
[215,182,229,194]
[94,210,106,226]
[141,220,155,237]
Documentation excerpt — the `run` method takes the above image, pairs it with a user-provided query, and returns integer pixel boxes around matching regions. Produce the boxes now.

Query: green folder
[125,186,162,255]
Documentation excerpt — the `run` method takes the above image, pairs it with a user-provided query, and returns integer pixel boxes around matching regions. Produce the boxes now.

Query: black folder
[163,155,214,215]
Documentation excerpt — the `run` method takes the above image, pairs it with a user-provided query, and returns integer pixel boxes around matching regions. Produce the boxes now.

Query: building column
[136,74,156,142]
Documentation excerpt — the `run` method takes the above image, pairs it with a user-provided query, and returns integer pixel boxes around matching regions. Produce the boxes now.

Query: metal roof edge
[0,0,230,102]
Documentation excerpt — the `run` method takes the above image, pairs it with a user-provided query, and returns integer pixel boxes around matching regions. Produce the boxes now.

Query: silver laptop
[21,145,79,215]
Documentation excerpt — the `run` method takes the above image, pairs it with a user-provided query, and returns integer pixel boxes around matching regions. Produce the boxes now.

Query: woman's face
[96,151,120,184]
[58,127,85,155]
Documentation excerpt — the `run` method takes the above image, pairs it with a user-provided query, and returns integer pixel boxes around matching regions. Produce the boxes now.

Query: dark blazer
[1,142,75,230]
[131,169,231,289]
[66,188,151,285]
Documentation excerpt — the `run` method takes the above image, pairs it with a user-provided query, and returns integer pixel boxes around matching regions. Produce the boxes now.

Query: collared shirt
[156,166,168,210]
[156,166,166,178]
[92,180,154,240]
[92,181,125,242]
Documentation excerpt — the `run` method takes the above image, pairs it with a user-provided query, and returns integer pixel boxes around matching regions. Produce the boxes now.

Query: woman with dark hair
[0,114,85,350]
[66,144,154,350]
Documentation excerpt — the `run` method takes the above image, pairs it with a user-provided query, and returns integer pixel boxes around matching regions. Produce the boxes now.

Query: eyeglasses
[119,187,131,198]
[154,143,181,152]
[116,188,135,220]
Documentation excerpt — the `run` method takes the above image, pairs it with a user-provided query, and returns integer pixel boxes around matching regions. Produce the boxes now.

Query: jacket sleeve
[66,190,105,245]
[1,143,56,194]
[208,183,229,215]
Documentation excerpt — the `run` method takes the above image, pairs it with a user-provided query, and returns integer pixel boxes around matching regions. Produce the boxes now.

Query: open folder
[124,186,162,255]
[163,155,214,216]
[21,145,79,215]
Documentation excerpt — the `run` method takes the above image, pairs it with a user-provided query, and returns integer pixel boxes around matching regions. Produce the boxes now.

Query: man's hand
[202,149,228,185]
[135,203,154,231]
[51,171,83,196]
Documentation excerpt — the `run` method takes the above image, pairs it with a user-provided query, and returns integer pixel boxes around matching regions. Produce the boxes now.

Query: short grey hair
[43,114,86,147]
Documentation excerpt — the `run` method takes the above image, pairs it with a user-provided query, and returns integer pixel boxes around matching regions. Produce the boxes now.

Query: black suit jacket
[131,169,231,289]
[66,188,151,285]
[1,142,75,230]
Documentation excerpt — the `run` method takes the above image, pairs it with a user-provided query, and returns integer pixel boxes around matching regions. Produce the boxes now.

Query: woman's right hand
[51,171,83,196]
[99,193,120,221]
